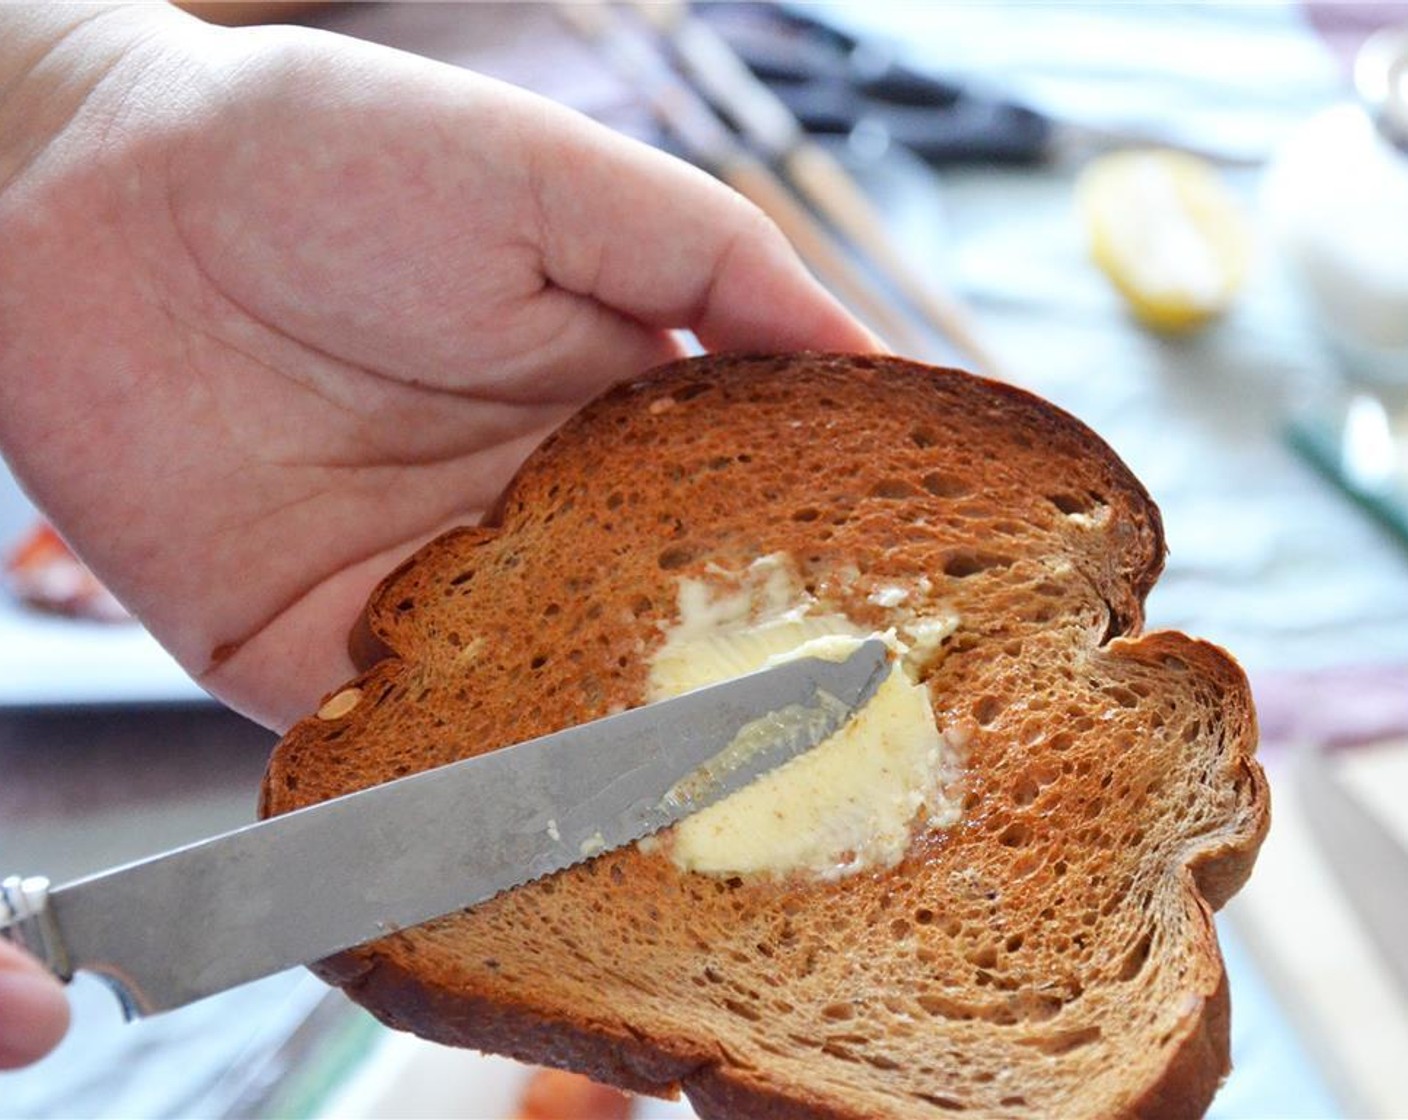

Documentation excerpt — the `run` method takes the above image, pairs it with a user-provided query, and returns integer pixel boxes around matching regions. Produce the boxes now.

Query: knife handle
[0,876,72,982]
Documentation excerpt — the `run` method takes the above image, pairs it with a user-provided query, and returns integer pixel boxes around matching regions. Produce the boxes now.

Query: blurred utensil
[631,0,1003,377]
[556,3,929,356]
[1283,411,1408,564]
[692,3,1263,169]
[1286,397,1408,553]
[690,2,1053,169]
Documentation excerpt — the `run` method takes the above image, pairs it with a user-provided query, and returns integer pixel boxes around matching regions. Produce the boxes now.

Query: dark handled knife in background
[692,2,1259,169]
[692,1,1053,167]
[2,639,888,1021]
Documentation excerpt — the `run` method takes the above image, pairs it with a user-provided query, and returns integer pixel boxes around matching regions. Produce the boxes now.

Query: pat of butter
[647,557,962,880]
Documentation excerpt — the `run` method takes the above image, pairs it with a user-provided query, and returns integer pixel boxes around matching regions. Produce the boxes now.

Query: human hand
[0,940,68,1070]
[0,5,878,730]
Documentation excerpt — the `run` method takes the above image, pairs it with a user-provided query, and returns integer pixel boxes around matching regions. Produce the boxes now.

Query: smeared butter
[660,674,854,814]
[647,557,963,880]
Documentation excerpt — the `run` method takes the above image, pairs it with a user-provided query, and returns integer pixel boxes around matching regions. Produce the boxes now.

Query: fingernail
[0,969,70,1069]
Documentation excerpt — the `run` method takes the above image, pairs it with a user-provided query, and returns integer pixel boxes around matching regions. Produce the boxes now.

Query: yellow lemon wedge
[1078,149,1250,334]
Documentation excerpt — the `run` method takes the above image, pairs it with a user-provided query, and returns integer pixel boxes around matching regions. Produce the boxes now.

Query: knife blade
[2,638,888,1019]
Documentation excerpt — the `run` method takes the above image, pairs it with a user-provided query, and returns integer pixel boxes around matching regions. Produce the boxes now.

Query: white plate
[0,468,206,708]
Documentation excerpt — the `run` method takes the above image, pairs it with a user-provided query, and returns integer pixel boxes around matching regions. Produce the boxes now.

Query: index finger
[0,941,69,1070]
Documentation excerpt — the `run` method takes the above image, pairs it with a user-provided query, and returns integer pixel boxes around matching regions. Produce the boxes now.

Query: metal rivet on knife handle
[0,875,72,982]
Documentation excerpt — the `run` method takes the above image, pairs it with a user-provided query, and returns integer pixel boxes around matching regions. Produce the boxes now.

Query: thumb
[0,940,69,1069]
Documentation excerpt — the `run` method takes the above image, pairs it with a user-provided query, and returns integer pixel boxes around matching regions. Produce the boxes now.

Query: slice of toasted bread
[261,353,1267,1120]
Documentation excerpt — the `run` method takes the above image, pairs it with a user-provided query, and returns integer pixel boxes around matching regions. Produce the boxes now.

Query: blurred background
[4,2,1408,1117]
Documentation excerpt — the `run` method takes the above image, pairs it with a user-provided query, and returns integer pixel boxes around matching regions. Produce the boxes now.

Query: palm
[0,19,872,728]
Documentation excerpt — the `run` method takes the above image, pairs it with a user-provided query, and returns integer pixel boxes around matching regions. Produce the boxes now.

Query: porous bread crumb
[642,555,964,881]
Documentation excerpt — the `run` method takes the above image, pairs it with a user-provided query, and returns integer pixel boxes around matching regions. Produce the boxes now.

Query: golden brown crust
[263,353,1266,1119]
[1123,917,1231,1120]
[312,947,892,1120]
[311,949,706,1097]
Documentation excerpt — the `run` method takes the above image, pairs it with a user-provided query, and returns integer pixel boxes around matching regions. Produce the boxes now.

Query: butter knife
[2,638,888,1020]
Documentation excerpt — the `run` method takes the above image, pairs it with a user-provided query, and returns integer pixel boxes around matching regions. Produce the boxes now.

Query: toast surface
[262,353,1267,1119]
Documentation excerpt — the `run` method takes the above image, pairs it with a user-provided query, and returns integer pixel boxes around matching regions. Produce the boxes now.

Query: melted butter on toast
[645,556,964,880]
